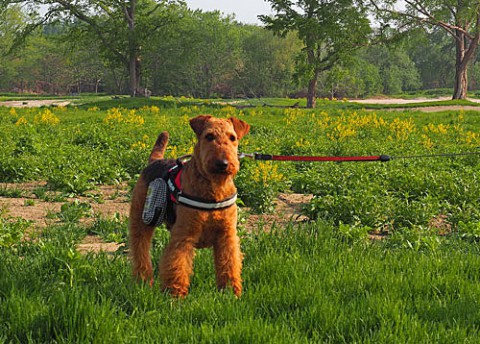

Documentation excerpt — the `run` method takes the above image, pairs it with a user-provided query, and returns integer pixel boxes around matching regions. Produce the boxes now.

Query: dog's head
[190,115,250,176]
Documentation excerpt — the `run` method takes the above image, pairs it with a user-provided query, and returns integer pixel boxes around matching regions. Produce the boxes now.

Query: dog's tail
[148,131,169,163]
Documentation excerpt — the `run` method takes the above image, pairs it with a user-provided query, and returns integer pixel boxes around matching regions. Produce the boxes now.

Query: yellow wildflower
[34,109,60,125]
[139,105,160,114]
[388,118,415,140]
[131,141,148,150]
[462,131,479,146]
[15,116,28,126]
[251,162,284,185]
[220,106,237,116]
[104,107,123,124]
[149,106,160,114]
[181,115,190,126]
[326,123,356,142]
[125,110,145,126]
[421,134,434,149]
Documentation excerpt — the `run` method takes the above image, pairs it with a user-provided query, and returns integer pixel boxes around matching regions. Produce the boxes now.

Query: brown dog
[129,115,250,297]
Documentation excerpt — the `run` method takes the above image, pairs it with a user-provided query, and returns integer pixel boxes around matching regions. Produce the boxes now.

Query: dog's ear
[229,117,250,140]
[190,115,212,136]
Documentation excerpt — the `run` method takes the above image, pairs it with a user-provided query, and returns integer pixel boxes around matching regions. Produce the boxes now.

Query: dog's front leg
[159,231,197,297]
[213,229,243,297]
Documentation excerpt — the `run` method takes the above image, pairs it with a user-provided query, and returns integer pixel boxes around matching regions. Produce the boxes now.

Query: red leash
[240,153,392,162]
[240,151,480,162]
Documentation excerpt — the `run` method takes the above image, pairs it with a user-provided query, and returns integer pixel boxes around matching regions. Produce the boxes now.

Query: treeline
[1,5,479,98]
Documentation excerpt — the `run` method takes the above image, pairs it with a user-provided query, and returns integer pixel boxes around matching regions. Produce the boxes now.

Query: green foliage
[0,186,24,198]
[0,217,30,248]
[2,102,480,231]
[457,221,480,242]
[336,222,371,244]
[57,201,92,224]
[88,213,128,244]
[3,0,480,99]
[361,45,421,95]
[236,159,288,213]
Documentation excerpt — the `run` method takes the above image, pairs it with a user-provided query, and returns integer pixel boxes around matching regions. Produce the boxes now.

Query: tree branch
[55,0,127,63]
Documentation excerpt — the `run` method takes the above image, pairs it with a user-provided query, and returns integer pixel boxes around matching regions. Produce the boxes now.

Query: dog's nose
[215,159,229,171]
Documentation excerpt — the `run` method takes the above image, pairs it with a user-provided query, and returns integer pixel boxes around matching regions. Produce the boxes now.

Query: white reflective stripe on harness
[177,194,237,210]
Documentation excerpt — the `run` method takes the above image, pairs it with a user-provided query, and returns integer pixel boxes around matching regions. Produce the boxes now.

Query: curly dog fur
[129,115,250,297]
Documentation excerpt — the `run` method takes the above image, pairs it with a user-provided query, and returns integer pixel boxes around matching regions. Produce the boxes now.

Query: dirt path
[0,99,72,107]
[351,96,455,104]
[2,97,480,111]
[403,105,480,112]
[351,97,480,112]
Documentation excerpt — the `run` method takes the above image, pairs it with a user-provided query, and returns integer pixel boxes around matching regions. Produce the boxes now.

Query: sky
[184,0,273,24]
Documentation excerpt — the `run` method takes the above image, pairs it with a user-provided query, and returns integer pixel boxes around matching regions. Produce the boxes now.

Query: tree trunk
[453,63,468,100]
[129,55,139,96]
[453,30,468,99]
[125,0,144,97]
[306,71,318,108]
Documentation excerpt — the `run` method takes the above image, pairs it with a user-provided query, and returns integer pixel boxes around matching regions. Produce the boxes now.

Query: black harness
[142,161,237,227]
[166,163,238,210]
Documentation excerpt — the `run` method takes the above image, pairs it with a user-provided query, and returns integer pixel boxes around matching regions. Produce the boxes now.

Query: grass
[1,96,480,341]
[1,221,480,342]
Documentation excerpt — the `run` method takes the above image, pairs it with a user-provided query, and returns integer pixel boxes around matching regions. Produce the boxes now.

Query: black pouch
[142,178,168,227]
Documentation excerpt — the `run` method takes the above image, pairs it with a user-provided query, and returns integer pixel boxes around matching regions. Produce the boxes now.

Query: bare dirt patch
[0,182,130,229]
[242,193,313,232]
[1,181,312,252]
[1,182,130,254]
[77,235,124,254]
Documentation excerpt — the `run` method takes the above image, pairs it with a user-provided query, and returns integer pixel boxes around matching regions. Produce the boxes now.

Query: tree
[405,29,454,90]
[236,27,300,97]
[320,60,383,98]
[370,0,480,99]
[361,44,421,94]
[145,9,243,98]
[259,0,371,108]
[0,5,27,90]
[1,0,183,96]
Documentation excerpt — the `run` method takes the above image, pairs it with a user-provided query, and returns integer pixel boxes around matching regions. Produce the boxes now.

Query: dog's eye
[230,135,236,142]
[205,133,215,142]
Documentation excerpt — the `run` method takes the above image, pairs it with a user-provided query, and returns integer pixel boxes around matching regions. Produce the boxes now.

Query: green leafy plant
[457,221,480,241]
[57,201,92,223]
[0,217,31,247]
[88,213,128,243]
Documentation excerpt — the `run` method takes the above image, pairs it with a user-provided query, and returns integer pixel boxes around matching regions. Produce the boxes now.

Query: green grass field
[1,98,480,342]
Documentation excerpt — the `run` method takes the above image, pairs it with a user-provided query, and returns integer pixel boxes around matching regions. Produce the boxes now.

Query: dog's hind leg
[129,179,155,285]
